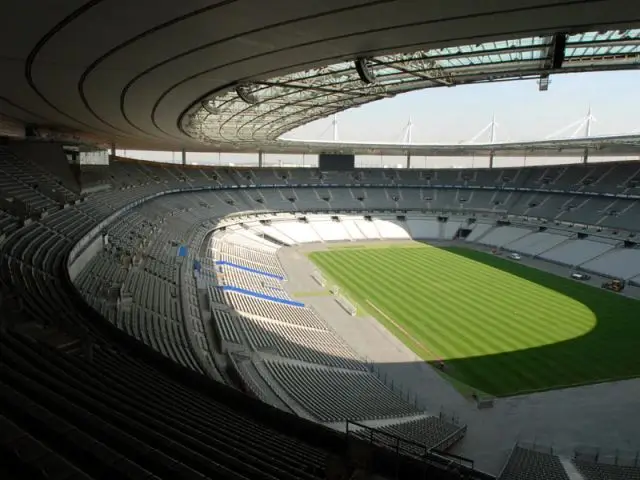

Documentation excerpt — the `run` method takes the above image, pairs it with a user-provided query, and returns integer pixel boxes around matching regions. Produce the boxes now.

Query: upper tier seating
[601,200,640,231]
[71,157,640,233]
[0,150,61,214]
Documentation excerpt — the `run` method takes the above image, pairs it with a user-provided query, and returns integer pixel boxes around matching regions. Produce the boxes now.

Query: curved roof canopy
[1,1,639,152]
[185,30,640,146]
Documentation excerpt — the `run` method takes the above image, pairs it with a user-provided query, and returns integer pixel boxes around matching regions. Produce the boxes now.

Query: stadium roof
[229,134,640,157]
[1,1,640,153]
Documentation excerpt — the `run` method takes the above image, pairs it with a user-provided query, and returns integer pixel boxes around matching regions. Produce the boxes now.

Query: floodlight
[236,84,259,104]
[355,57,376,84]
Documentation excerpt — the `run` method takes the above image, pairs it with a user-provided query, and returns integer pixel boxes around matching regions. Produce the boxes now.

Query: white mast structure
[545,105,597,139]
[401,116,414,145]
[465,114,499,144]
[315,113,340,141]
[400,116,414,168]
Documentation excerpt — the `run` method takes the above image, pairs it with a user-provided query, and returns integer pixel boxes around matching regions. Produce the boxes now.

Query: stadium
[1,2,640,480]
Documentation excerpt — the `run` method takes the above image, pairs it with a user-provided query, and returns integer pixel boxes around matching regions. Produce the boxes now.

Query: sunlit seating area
[265,360,420,422]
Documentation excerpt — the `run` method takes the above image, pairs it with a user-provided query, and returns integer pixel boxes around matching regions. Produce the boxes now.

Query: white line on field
[366,300,441,361]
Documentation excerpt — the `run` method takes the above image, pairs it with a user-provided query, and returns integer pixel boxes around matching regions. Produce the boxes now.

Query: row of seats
[498,445,640,480]
[215,240,284,273]
[72,155,640,233]
[216,251,284,277]
[210,231,445,431]
[265,360,420,422]
[224,291,326,329]
[236,315,365,371]
[207,285,228,304]
[470,222,640,278]
[92,160,640,198]
[71,193,237,376]
[574,459,640,480]
[0,332,329,480]
[2,145,634,478]
[0,149,74,215]
[501,231,571,256]
[375,416,463,450]
[183,186,640,231]
[220,266,290,299]
[212,310,245,344]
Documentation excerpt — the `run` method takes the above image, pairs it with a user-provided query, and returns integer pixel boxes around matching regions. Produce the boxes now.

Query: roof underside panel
[2,1,640,152]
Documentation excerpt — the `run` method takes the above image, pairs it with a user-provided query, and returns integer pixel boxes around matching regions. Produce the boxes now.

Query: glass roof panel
[186,29,640,145]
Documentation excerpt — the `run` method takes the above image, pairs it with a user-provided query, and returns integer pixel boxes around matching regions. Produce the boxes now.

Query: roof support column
[181,148,187,166]
[258,151,263,168]
[489,151,495,169]
[110,143,116,156]
[583,148,589,164]
[406,152,411,169]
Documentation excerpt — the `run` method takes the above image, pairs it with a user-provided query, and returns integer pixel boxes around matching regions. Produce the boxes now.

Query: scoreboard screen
[319,153,354,171]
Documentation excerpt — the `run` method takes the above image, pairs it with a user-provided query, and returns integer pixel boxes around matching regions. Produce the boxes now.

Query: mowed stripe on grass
[309,244,640,396]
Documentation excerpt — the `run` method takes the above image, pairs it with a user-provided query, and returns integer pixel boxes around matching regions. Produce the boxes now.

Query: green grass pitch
[308,244,640,397]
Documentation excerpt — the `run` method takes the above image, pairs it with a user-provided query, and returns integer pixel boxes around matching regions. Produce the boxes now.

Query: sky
[119,71,640,168]
[286,71,640,143]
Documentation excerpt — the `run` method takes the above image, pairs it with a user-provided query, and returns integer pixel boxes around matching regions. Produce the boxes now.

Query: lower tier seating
[237,316,365,371]
[265,360,420,422]
[376,416,462,450]
[498,446,569,480]
[0,332,329,480]
[573,459,640,480]
[225,291,326,329]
